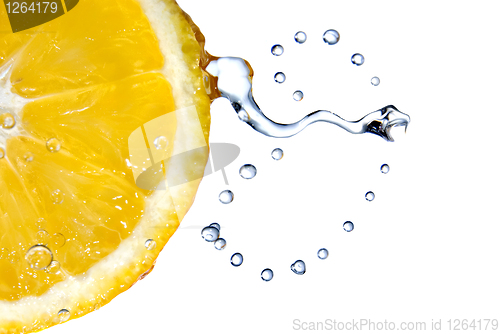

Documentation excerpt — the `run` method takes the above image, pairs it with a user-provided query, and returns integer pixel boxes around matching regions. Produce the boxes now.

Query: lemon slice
[0,0,211,332]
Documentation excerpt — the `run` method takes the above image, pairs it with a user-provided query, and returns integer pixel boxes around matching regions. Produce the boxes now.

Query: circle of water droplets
[271,44,284,56]
[230,253,243,267]
[317,248,329,260]
[25,245,53,270]
[45,260,61,274]
[201,226,220,242]
[323,29,340,45]
[294,31,307,44]
[271,148,283,160]
[239,164,257,179]
[351,53,365,66]
[274,72,286,84]
[36,230,50,245]
[46,138,61,152]
[153,136,168,150]
[57,309,70,323]
[1,113,16,129]
[50,189,64,204]
[293,90,304,101]
[261,268,274,281]
[219,190,234,204]
[0,148,4,159]
[343,221,354,232]
[365,191,375,201]
[209,223,220,231]
[380,164,390,174]
[214,238,226,250]
[290,260,306,275]
[24,152,34,162]
[371,76,380,86]
[145,239,156,250]
[51,233,66,248]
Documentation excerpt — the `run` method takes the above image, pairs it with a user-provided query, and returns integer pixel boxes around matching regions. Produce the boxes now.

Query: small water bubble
[274,72,286,84]
[271,44,284,56]
[201,226,220,242]
[351,53,365,66]
[261,268,274,281]
[380,164,390,174]
[317,248,329,260]
[291,260,306,275]
[294,31,307,44]
[219,190,234,204]
[209,223,220,231]
[239,164,257,179]
[323,29,340,45]
[57,309,70,323]
[145,239,156,250]
[46,138,61,152]
[26,245,53,270]
[231,253,243,267]
[371,76,380,86]
[237,110,249,122]
[293,90,304,101]
[365,191,375,201]
[35,218,46,230]
[1,113,16,129]
[0,148,4,159]
[7,251,19,263]
[36,230,50,245]
[24,152,34,162]
[51,233,66,248]
[343,221,354,232]
[50,189,64,204]
[45,260,61,274]
[0,248,9,260]
[214,238,226,250]
[271,148,283,160]
[153,136,168,150]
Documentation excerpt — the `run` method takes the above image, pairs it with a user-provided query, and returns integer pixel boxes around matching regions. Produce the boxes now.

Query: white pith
[0,0,207,332]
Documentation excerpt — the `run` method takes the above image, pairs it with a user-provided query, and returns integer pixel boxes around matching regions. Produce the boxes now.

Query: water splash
[206,57,410,141]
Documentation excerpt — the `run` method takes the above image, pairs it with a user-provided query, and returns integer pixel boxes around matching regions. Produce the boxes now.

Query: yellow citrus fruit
[0,0,211,332]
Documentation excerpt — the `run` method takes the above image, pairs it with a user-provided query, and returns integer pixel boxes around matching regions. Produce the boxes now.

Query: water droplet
[209,223,220,231]
[0,248,9,260]
[57,309,70,323]
[219,190,234,204]
[294,31,307,44]
[230,253,243,267]
[0,148,4,159]
[24,152,34,162]
[35,218,46,230]
[371,76,380,86]
[51,233,66,248]
[214,238,226,250]
[46,138,61,152]
[50,189,64,204]
[351,53,365,66]
[365,191,375,201]
[271,44,284,56]
[290,260,306,275]
[94,303,101,311]
[239,164,257,179]
[271,148,283,160]
[36,230,50,245]
[45,260,61,274]
[317,248,329,260]
[1,113,16,129]
[274,72,285,84]
[343,221,354,232]
[380,164,390,174]
[261,268,274,281]
[323,29,340,45]
[293,90,304,101]
[26,245,53,270]
[201,226,220,242]
[145,239,156,250]
[7,251,18,263]
[153,136,168,150]
[238,109,249,122]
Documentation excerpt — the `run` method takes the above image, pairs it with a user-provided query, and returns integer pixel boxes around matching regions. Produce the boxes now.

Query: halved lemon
[0,0,211,332]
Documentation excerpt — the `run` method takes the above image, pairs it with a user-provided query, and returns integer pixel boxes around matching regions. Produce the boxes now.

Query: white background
[49,1,500,333]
